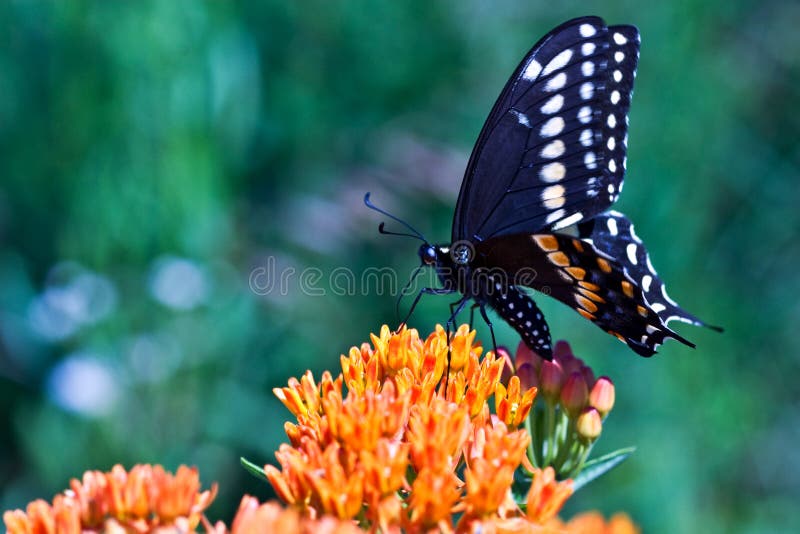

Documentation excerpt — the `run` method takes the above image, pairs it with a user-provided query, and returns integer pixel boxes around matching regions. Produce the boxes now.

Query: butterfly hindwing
[453,17,640,243]
[577,211,719,330]
[476,232,693,356]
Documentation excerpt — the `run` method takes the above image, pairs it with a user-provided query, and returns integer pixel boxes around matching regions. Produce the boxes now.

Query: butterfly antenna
[364,193,427,242]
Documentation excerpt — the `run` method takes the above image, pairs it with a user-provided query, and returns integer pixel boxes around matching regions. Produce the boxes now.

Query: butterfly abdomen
[483,279,553,359]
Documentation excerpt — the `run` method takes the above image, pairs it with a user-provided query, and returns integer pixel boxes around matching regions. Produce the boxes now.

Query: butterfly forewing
[453,18,640,243]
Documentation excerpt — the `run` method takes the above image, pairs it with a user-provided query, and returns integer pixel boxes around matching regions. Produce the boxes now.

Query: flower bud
[553,340,573,361]
[515,340,543,372]
[589,376,615,417]
[580,365,595,390]
[560,372,589,418]
[576,407,602,442]
[517,363,539,392]
[539,360,564,401]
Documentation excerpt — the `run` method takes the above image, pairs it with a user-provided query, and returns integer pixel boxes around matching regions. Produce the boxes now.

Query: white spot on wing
[523,60,542,81]
[626,243,638,265]
[580,129,592,146]
[580,24,597,37]
[614,51,625,63]
[543,49,573,76]
[610,90,621,104]
[552,212,584,230]
[607,114,617,128]
[608,158,617,172]
[613,32,628,45]
[545,72,567,91]
[661,285,678,305]
[581,42,596,56]
[513,110,531,127]
[541,94,564,114]
[642,274,652,292]
[540,162,566,182]
[540,117,565,137]
[578,106,592,124]
[613,70,623,82]
[607,217,618,236]
[607,136,616,150]
[545,209,566,224]
[580,82,594,100]
[541,139,565,159]
[582,61,595,77]
[584,151,597,169]
[651,302,666,313]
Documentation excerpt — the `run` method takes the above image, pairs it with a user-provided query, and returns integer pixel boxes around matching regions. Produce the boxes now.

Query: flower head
[3,464,216,534]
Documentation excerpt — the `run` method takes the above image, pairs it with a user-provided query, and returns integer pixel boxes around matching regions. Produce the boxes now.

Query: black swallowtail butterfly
[365,16,719,359]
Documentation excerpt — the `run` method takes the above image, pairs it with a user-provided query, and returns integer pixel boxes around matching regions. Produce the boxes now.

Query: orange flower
[495,375,537,428]
[227,496,364,534]
[525,467,574,524]
[3,464,216,534]
[550,511,640,534]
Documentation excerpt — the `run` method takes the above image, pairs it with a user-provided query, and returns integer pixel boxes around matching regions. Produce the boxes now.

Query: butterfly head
[418,244,439,266]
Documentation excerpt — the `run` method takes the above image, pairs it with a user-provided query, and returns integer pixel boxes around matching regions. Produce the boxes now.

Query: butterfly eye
[419,245,438,265]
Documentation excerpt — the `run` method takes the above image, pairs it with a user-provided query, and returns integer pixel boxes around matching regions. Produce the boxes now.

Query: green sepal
[572,446,635,492]
[240,456,269,483]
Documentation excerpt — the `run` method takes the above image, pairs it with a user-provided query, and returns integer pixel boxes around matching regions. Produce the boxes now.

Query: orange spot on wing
[565,267,586,280]
[578,281,600,291]
[577,308,596,321]
[637,305,648,317]
[575,294,599,313]
[548,251,570,266]
[578,287,605,303]
[533,235,559,252]
[607,330,627,343]
[621,280,635,298]
[596,258,612,273]
[572,239,585,253]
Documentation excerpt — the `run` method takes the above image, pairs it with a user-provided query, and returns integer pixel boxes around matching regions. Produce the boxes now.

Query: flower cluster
[3,325,639,534]
[264,324,635,532]
[515,339,616,478]
[3,464,216,534]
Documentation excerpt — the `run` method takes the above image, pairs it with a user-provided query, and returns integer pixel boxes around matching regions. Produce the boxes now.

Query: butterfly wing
[453,17,640,243]
[476,233,693,356]
[576,211,721,330]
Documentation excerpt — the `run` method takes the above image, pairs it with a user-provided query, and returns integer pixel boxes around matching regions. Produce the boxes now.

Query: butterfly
[365,16,719,360]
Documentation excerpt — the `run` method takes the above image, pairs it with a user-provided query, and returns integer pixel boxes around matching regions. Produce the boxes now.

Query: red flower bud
[589,376,615,417]
[553,340,573,360]
[517,363,538,392]
[539,360,564,401]
[560,372,589,418]
[515,340,543,372]
[580,365,596,390]
[576,407,602,441]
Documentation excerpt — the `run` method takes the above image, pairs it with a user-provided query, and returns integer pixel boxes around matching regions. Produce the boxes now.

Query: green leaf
[240,456,269,483]
[572,446,635,492]
[511,469,533,506]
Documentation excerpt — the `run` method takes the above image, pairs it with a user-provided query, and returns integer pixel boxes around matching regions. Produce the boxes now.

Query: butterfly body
[370,16,718,359]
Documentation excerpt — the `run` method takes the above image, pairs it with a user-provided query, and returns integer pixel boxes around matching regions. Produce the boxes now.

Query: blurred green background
[1,1,798,532]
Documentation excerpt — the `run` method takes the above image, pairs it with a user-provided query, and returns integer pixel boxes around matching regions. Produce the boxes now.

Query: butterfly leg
[478,303,499,357]
[443,296,471,392]
[399,287,457,328]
